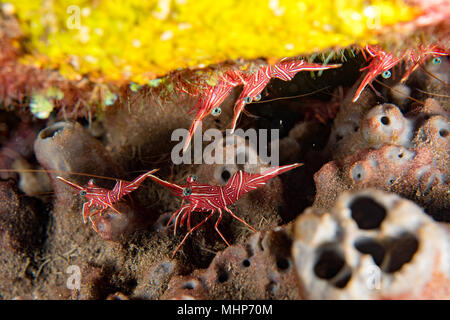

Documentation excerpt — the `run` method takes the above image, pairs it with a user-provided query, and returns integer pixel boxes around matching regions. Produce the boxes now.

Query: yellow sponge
[10,0,417,83]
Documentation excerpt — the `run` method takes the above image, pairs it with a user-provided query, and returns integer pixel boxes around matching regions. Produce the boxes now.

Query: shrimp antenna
[251,86,333,104]
[373,79,425,105]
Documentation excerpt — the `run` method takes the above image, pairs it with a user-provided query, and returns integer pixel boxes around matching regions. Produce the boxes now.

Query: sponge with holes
[292,189,449,299]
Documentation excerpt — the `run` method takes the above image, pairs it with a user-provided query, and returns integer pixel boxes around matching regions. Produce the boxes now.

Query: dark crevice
[38,122,69,139]
[354,237,385,266]
[333,269,352,289]
[217,269,229,283]
[384,232,419,273]
[221,169,231,182]
[350,196,387,230]
[380,116,390,125]
[276,257,290,271]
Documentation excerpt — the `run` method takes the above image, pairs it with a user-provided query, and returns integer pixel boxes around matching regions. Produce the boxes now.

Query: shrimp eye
[432,57,441,65]
[211,107,222,116]
[244,96,252,104]
[186,175,197,183]
[183,187,192,197]
[381,70,391,79]
[253,94,261,102]
[80,190,87,196]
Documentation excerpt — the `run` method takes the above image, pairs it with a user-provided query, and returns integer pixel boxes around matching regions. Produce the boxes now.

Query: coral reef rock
[34,121,145,240]
[0,179,45,253]
[34,121,123,191]
[0,179,46,299]
[162,226,299,300]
